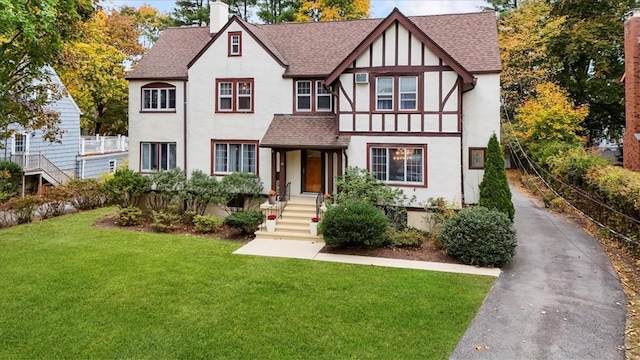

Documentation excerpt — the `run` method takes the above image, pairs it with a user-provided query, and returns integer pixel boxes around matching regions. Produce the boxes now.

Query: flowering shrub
[268,189,276,196]
[267,214,277,220]
[311,217,319,222]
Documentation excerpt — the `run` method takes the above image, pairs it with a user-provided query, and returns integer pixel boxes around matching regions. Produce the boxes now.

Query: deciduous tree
[296,0,369,22]
[257,0,297,23]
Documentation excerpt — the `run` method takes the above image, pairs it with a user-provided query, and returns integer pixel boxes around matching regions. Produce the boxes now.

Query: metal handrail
[315,192,323,218]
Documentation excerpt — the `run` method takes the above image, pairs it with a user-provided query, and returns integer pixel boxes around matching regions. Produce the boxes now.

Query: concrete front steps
[255,195,323,241]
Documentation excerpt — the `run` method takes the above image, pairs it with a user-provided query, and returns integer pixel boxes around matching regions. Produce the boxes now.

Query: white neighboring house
[127,2,500,211]
[0,67,128,194]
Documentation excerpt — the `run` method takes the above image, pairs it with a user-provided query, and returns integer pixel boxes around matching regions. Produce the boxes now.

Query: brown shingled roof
[130,11,500,80]
[260,115,350,149]
[127,27,212,80]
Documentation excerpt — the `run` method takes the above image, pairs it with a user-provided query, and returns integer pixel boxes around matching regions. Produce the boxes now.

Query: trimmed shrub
[148,169,186,212]
[440,206,517,267]
[223,211,264,235]
[182,210,198,224]
[118,206,144,226]
[38,185,74,219]
[151,210,181,232]
[193,214,223,233]
[2,195,43,224]
[319,199,389,247]
[66,179,105,210]
[103,168,151,207]
[479,134,515,222]
[180,170,224,215]
[0,160,22,202]
[385,228,425,248]
[220,173,264,212]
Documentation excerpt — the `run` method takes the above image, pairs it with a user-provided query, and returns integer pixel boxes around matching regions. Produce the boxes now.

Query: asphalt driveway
[451,186,627,360]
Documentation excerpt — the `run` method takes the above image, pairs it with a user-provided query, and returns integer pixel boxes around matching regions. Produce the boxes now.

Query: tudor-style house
[127,1,501,209]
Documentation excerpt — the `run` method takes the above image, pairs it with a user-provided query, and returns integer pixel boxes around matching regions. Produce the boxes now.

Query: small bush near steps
[193,214,223,233]
[385,228,425,248]
[223,211,264,235]
[440,206,516,267]
[319,199,389,247]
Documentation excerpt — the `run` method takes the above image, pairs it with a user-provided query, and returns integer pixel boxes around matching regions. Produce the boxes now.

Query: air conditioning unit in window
[354,73,369,84]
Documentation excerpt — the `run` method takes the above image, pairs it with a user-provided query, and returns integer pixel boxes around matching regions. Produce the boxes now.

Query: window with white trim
[216,79,253,113]
[14,134,24,153]
[229,32,241,56]
[370,146,424,184]
[399,76,417,110]
[296,81,312,111]
[316,81,332,111]
[213,142,257,174]
[376,77,394,110]
[108,160,116,173]
[141,142,177,171]
[142,85,176,111]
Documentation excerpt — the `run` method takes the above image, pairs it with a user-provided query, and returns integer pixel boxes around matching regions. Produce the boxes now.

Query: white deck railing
[10,154,72,186]
[79,135,128,155]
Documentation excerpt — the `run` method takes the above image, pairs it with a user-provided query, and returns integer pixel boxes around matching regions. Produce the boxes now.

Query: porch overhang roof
[260,115,350,149]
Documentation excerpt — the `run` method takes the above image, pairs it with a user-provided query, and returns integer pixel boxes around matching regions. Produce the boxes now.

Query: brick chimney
[210,0,229,35]
[624,9,640,171]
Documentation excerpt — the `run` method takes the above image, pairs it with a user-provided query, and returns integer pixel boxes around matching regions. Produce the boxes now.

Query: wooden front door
[303,150,322,193]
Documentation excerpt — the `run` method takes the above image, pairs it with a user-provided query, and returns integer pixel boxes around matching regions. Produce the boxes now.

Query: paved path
[451,186,627,360]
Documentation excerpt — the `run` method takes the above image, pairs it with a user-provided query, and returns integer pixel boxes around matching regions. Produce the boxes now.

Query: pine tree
[479,133,515,222]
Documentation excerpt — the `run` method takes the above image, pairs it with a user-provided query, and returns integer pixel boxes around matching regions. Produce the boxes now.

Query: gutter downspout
[460,79,476,205]
[183,81,188,173]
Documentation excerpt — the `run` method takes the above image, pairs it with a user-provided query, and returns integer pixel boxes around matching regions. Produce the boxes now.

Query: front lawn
[0,208,494,359]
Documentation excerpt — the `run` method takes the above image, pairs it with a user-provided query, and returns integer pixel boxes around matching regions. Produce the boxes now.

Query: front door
[303,150,322,193]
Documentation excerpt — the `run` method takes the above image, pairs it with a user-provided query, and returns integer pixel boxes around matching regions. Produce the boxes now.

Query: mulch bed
[94,214,459,264]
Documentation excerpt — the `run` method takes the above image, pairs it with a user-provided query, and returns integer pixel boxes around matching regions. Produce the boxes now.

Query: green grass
[0,208,494,359]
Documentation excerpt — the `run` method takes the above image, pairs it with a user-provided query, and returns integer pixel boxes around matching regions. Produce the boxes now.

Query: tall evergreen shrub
[479,133,515,222]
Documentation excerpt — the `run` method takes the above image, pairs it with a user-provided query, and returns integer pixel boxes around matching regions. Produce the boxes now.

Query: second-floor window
[142,83,176,111]
[216,79,254,113]
[228,32,242,56]
[374,75,419,112]
[295,80,332,112]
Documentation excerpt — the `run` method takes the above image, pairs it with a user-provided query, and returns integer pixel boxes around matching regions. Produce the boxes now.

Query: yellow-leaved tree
[514,82,587,145]
[296,0,369,22]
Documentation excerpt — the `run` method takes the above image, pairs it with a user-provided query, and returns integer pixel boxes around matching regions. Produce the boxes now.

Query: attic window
[141,83,176,112]
[228,32,242,56]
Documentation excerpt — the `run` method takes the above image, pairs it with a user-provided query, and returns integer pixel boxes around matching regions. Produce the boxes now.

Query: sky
[103,0,491,18]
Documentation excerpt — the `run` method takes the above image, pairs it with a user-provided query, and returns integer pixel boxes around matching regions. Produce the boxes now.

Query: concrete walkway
[451,186,627,360]
[234,239,501,277]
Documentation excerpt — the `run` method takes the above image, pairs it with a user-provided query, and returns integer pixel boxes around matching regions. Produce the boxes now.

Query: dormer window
[228,32,242,56]
[141,83,176,112]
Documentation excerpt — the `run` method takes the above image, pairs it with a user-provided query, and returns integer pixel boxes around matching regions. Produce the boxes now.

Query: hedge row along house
[126,1,501,230]
[1,67,128,195]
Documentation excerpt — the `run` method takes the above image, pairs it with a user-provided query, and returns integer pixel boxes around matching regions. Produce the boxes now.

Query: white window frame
[108,160,117,173]
[216,79,254,113]
[141,142,177,172]
[375,77,394,111]
[218,82,233,111]
[230,34,241,55]
[316,81,332,112]
[213,142,257,175]
[369,146,424,185]
[399,76,418,110]
[296,80,312,111]
[237,82,252,112]
[142,87,176,111]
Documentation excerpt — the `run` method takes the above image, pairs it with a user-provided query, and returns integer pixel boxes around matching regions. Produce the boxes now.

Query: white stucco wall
[462,73,501,204]
[346,135,463,207]
[187,21,289,189]
[128,79,186,172]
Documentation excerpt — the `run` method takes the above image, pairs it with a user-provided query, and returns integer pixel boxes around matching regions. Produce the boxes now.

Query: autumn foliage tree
[296,0,369,22]
[514,82,587,146]
[0,0,93,141]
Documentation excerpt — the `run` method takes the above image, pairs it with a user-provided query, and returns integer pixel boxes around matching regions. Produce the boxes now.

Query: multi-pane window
[399,76,417,110]
[376,77,394,110]
[370,146,424,184]
[142,86,176,111]
[14,134,24,153]
[374,75,419,111]
[213,142,257,174]
[141,142,176,171]
[295,80,332,112]
[229,32,241,56]
[316,81,332,111]
[296,81,312,111]
[216,79,254,112]
[108,160,117,173]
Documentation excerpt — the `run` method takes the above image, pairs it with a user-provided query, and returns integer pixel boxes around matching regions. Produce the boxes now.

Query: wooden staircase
[255,195,323,241]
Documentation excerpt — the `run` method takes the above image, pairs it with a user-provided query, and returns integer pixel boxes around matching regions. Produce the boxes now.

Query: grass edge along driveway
[0,208,494,359]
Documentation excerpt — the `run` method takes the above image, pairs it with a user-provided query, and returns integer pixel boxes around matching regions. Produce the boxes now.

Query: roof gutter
[183,80,188,172]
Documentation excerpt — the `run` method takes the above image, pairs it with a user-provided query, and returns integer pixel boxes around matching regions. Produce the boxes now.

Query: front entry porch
[269,148,344,197]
